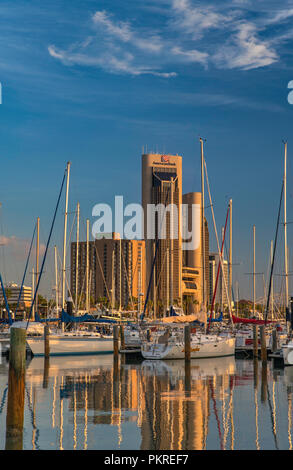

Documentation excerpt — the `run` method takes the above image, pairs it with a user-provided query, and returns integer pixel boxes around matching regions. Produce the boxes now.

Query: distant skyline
[1,0,293,302]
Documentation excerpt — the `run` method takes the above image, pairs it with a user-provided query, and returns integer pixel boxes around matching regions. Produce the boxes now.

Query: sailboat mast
[253,225,256,316]
[271,240,274,319]
[170,177,174,308]
[32,267,35,321]
[229,199,232,308]
[166,247,169,314]
[221,226,224,312]
[54,245,58,316]
[111,248,115,313]
[284,141,289,312]
[138,267,141,320]
[35,216,40,319]
[119,238,122,313]
[86,218,90,313]
[153,241,156,319]
[61,161,71,314]
[75,202,80,314]
[200,138,206,309]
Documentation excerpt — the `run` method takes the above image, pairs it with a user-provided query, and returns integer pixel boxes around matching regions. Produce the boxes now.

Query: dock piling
[260,326,267,363]
[113,325,119,359]
[272,328,277,353]
[5,327,26,450]
[253,325,258,357]
[120,325,125,351]
[184,324,191,363]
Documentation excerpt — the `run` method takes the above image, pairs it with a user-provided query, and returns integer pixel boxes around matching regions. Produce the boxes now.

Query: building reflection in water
[3,354,293,450]
[21,355,236,450]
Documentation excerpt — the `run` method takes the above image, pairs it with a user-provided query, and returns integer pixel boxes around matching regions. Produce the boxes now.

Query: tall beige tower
[142,153,182,316]
[182,192,209,313]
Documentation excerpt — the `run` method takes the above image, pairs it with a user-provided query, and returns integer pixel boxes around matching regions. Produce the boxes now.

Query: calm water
[0,354,292,450]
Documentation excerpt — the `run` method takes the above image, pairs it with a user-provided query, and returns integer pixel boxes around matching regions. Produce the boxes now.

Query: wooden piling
[184,324,191,363]
[44,324,50,359]
[113,325,119,358]
[260,326,267,362]
[253,325,258,357]
[271,328,277,353]
[5,327,26,450]
[120,325,125,351]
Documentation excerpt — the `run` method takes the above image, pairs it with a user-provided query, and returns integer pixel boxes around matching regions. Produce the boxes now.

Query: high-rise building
[70,239,96,308]
[71,234,146,311]
[94,235,146,311]
[182,192,209,313]
[142,153,182,316]
[209,253,228,308]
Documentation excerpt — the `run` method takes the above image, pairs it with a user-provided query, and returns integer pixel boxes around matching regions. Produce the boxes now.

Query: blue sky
[1,0,293,302]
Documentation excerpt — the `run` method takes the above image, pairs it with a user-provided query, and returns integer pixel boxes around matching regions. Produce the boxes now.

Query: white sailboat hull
[141,336,235,360]
[27,334,114,357]
[282,343,293,365]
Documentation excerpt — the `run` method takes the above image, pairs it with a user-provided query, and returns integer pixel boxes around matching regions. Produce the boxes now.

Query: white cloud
[92,10,163,53]
[171,0,233,38]
[48,2,293,76]
[48,45,177,77]
[92,10,132,42]
[171,46,208,65]
[213,22,278,70]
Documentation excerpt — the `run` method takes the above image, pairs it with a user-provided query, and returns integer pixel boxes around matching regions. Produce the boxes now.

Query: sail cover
[232,314,275,325]
[161,312,207,324]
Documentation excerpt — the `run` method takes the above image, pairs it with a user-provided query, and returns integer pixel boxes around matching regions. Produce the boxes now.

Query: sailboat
[141,325,235,360]
[26,327,114,357]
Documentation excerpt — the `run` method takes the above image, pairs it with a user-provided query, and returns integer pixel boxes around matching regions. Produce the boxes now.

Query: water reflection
[1,355,293,449]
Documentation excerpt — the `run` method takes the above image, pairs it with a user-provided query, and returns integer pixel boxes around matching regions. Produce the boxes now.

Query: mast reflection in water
[0,355,293,449]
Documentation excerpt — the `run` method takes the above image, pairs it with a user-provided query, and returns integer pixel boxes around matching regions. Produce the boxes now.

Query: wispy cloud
[171,0,233,39]
[92,10,163,53]
[48,44,176,77]
[48,1,293,76]
[48,9,176,78]
[171,46,208,66]
[213,22,278,70]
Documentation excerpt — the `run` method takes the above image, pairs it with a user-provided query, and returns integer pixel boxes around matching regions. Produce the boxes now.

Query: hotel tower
[142,153,182,316]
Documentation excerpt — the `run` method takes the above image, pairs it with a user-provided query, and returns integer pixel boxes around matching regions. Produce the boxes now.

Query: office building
[71,234,146,311]
[0,283,32,308]
[142,153,182,316]
[182,192,209,313]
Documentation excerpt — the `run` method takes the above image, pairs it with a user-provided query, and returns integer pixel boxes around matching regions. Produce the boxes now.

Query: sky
[1,0,293,302]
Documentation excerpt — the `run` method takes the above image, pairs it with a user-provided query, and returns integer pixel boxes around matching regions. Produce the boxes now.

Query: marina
[1,0,293,454]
